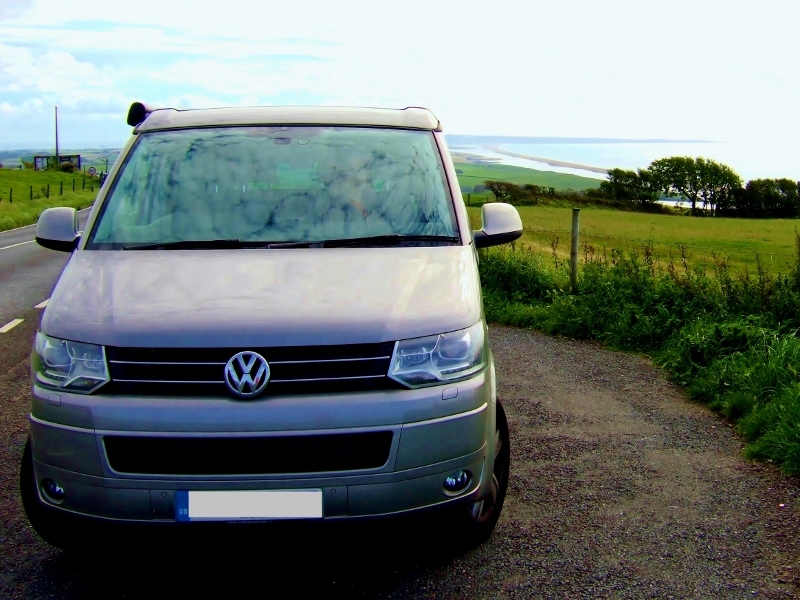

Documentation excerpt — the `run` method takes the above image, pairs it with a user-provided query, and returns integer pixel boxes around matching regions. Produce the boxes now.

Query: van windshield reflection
[87,126,458,250]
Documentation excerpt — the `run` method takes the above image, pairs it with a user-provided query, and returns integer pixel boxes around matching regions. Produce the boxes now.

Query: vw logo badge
[224,351,270,398]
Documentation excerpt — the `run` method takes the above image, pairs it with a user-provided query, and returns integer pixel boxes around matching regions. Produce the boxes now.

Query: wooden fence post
[570,208,580,293]
[60,181,63,195]
[73,179,75,192]
[46,184,50,199]
[9,188,12,203]
[30,186,33,200]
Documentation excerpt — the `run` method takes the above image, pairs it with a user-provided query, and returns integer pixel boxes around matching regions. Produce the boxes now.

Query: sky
[1,0,799,153]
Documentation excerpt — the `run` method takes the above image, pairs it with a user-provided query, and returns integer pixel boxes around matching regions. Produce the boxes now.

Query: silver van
[20,103,523,550]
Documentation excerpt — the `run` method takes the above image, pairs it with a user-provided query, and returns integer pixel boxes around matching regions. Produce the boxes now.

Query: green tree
[484,180,509,201]
[484,180,525,202]
[719,178,800,218]
[600,168,660,204]
[649,156,742,216]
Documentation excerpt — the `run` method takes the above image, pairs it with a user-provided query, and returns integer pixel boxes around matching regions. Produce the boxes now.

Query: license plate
[175,490,323,521]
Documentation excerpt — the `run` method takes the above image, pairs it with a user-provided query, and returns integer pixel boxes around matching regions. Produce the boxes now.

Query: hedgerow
[479,236,800,475]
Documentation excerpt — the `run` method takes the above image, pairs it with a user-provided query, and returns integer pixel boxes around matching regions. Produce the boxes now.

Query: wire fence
[1,177,101,203]
[521,227,797,261]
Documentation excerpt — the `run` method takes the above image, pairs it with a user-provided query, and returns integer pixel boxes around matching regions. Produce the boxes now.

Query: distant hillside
[452,156,598,192]
[0,148,121,170]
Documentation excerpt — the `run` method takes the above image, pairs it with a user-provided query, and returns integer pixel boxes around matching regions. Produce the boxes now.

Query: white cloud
[0,42,112,94]
[0,0,33,20]
[0,0,798,148]
[0,97,44,114]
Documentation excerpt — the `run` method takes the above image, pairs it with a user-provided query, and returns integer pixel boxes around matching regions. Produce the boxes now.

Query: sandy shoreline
[486,144,609,175]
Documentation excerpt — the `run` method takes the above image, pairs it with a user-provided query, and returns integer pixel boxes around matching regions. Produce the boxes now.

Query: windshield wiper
[122,234,461,250]
[122,239,261,250]
[267,234,461,249]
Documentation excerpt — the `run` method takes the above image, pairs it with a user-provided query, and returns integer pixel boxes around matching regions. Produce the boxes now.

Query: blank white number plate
[175,490,323,521]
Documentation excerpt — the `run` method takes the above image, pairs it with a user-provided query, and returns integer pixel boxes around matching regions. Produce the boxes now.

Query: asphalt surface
[0,210,91,333]
[1,225,798,599]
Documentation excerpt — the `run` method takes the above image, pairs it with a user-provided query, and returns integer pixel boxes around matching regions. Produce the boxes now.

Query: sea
[452,141,800,183]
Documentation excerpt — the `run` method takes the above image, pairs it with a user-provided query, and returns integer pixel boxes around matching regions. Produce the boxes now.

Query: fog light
[41,478,65,503]
[443,470,471,495]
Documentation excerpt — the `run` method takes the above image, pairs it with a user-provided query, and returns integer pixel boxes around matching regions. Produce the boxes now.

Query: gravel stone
[1,325,798,598]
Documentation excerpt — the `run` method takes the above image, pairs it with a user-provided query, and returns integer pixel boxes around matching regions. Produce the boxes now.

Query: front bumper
[29,370,496,523]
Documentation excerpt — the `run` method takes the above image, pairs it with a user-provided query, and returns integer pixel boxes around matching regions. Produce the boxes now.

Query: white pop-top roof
[135,105,442,132]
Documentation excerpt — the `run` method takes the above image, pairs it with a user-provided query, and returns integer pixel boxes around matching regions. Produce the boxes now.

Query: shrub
[741,384,800,475]
[479,236,800,476]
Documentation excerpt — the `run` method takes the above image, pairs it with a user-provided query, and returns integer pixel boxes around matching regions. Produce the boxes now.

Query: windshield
[86,126,458,249]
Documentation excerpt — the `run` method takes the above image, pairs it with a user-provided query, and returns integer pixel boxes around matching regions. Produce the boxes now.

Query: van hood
[42,247,482,347]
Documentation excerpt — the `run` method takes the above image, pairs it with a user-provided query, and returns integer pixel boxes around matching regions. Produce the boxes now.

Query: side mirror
[472,203,523,248]
[36,207,80,252]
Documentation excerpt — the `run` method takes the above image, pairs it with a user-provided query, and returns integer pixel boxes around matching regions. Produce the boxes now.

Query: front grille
[104,342,400,396]
[103,432,393,475]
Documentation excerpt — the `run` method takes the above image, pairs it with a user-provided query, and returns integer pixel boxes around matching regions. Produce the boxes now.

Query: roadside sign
[88,166,97,176]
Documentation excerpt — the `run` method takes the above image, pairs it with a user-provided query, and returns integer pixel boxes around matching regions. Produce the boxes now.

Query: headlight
[388,322,487,388]
[32,332,110,393]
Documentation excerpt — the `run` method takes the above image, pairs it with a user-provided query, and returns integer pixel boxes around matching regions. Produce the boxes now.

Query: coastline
[487,145,609,175]
[450,151,503,164]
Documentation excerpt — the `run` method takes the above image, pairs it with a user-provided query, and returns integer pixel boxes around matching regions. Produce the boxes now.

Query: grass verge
[0,170,98,231]
[479,239,800,475]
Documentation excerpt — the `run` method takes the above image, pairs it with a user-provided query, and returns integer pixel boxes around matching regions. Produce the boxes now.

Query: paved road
[0,209,91,340]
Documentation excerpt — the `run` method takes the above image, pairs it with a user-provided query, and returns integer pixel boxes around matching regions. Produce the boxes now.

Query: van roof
[134,105,442,132]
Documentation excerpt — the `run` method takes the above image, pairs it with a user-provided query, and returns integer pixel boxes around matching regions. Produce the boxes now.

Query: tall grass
[470,205,800,274]
[0,169,97,231]
[480,236,800,475]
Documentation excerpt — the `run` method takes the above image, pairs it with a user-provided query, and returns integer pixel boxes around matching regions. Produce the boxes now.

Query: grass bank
[452,156,600,194]
[0,170,97,231]
[479,241,800,476]
[469,205,800,274]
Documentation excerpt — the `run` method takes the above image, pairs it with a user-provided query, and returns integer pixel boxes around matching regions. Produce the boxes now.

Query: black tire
[19,437,75,551]
[448,400,510,547]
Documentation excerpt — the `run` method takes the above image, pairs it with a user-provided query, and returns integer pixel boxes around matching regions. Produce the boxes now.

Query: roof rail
[127,102,165,127]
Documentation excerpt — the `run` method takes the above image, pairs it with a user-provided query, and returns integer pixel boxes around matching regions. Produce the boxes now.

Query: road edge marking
[34,299,49,309]
[0,318,24,333]
[0,240,35,251]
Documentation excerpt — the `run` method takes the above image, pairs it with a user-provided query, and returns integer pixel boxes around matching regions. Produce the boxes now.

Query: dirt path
[487,326,799,598]
[1,326,798,598]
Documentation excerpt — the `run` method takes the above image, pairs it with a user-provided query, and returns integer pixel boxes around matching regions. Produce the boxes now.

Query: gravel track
[1,325,798,598]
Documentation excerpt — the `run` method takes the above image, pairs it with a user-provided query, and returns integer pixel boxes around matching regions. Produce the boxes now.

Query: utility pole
[54,106,59,160]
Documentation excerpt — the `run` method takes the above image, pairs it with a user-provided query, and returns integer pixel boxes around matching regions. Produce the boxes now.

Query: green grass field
[3,165,795,274]
[452,155,600,194]
[469,205,799,274]
[0,170,98,231]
